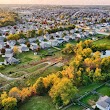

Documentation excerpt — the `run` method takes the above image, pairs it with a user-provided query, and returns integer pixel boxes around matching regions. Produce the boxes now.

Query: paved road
[95,29,110,36]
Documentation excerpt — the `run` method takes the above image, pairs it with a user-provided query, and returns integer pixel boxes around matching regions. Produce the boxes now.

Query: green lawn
[18,96,56,110]
[93,38,110,50]
[96,85,110,96]
[1,51,41,74]
[0,55,4,62]
[94,34,106,38]
[28,65,63,85]
[66,105,84,110]
[18,96,84,110]
[81,94,99,106]
[78,83,101,96]
[16,51,41,63]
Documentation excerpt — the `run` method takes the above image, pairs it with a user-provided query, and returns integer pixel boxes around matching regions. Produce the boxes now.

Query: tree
[49,78,78,106]
[37,29,43,36]
[93,68,102,81]
[1,48,5,54]
[81,48,92,58]
[20,88,31,102]
[62,43,75,54]
[7,34,20,40]
[33,77,46,95]
[0,92,8,100]
[9,87,21,101]
[18,33,26,38]
[13,46,19,54]
[2,97,17,110]
[100,18,106,23]
[26,42,30,47]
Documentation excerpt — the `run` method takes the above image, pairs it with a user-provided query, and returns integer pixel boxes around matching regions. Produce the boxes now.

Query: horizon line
[0,4,110,6]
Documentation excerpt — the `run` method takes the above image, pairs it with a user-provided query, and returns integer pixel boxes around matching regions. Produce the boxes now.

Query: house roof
[7,57,19,64]
[96,96,110,109]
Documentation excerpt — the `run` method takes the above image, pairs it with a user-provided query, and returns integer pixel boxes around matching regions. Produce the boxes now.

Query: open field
[18,96,56,110]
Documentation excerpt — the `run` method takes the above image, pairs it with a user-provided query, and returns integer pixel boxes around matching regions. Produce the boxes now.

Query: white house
[3,48,13,58]
[96,96,110,110]
[5,57,20,65]
[30,43,38,50]
[40,41,51,49]
[19,44,29,52]
[48,40,59,47]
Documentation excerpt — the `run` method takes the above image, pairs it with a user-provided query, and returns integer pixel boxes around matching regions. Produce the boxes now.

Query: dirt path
[0,73,19,80]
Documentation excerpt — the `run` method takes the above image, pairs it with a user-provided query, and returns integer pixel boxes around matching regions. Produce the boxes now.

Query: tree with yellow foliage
[2,97,17,110]
[49,78,78,106]
[9,87,21,101]
[13,46,19,54]
[20,88,31,102]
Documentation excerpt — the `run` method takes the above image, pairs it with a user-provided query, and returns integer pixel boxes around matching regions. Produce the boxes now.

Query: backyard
[93,38,110,50]
[18,82,103,110]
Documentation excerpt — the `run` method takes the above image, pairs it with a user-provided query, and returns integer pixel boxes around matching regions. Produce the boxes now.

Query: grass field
[96,85,110,96]
[81,94,99,106]
[18,96,56,110]
[18,95,85,110]
[93,38,110,50]
[78,83,101,96]
[28,65,63,85]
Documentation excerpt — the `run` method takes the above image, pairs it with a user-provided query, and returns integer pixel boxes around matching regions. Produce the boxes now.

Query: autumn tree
[9,87,21,101]
[62,43,75,54]
[13,46,19,54]
[2,97,17,110]
[37,29,43,36]
[1,48,6,54]
[20,88,31,102]
[33,77,46,95]
[49,78,78,106]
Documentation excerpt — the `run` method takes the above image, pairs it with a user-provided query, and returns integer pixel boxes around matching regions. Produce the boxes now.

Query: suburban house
[96,96,110,110]
[3,48,13,58]
[57,38,65,44]
[19,44,29,52]
[17,38,26,44]
[0,41,5,49]
[44,34,51,40]
[7,40,16,46]
[48,40,59,47]
[30,43,38,50]
[5,57,20,65]
[28,38,37,43]
[40,41,51,49]
[64,35,70,42]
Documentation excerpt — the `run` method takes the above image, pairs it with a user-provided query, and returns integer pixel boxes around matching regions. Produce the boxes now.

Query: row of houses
[0,28,97,65]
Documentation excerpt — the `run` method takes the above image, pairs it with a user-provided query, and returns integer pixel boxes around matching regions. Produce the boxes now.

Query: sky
[0,0,110,5]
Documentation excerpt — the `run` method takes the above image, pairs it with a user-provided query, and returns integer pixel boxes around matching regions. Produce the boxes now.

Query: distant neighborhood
[0,5,110,110]
[0,6,110,65]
